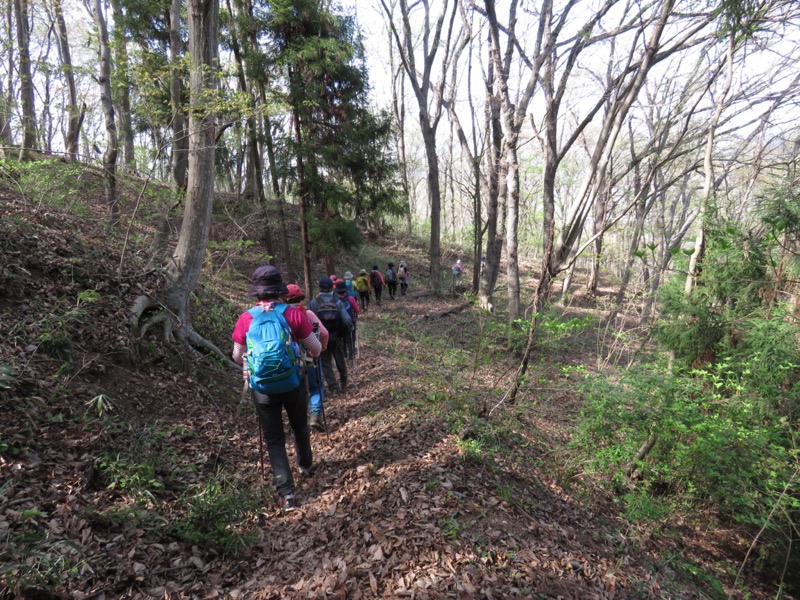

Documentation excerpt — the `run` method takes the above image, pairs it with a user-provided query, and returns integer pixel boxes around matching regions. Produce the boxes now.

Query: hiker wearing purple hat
[231,266,322,511]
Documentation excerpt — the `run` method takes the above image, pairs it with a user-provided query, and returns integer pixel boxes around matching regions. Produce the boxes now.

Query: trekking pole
[257,415,266,480]
[316,359,329,437]
[242,361,265,480]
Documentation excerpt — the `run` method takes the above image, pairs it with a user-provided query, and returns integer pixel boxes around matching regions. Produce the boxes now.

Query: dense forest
[1,0,800,597]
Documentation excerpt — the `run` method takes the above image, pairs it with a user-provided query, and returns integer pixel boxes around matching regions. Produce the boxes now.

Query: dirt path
[209,296,682,599]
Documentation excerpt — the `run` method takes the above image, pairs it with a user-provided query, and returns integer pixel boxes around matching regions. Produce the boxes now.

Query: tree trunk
[685,36,735,295]
[110,0,135,170]
[0,79,11,148]
[14,0,36,156]
[421,118,443,294]
[262,100,294,280]
[170,0,189,191]
[159,0,219,338]
[226,0,275,264]
[586,180,610,298]
[291,102,313,297]
[478,64,505,310]
[92,0,119,222]
[53,0,80,160]
[505,141,521,318]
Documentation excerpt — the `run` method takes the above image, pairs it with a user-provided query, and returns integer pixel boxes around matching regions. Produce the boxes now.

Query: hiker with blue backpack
[385,263,398,300]
[231,266,322,511]
[334,279,359,368]
[308,277,354,394]
[284,284,328,433]
[343,271,358,300]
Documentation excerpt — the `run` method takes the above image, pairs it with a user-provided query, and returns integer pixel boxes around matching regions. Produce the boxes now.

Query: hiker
[343,271,358,300]
[370,265,385,305]
[308,277,354,394]
[284,284,328,433]
[397,261,410,296]
[231,266,322,511]
[480,256,486,275]
[385,262,398,300]
[452,259,464,288]
[354,269,371,311]
[335,279,360,363]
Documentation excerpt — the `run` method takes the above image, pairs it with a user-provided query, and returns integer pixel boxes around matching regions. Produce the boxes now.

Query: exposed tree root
[130,293,238,370]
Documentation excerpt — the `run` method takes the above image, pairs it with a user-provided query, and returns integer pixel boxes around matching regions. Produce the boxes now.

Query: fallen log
[410,300,472,325]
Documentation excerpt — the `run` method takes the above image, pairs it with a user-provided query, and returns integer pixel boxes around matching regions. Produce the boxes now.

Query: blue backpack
[245,304,302,394]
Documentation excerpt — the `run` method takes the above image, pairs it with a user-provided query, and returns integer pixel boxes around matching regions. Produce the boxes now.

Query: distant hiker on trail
[284,284,328,433]
[354,269,371,311]
[397,261,410,296]
[480,256,486,275]
[370,265,385,305]
[452,259,464,288]
[385,262,398,300]
[231,266,321,512]
[343,271,358,299]
[308,277,353,395]
[335,280,359,364]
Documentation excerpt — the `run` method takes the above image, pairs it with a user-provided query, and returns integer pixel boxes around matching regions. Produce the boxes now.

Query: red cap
[285,283,305,303]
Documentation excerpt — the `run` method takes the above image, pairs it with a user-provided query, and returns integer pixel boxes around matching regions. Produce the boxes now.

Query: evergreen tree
[266,0,401,291]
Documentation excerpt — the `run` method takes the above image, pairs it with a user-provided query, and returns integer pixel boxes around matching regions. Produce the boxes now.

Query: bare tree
[380,0,462,294]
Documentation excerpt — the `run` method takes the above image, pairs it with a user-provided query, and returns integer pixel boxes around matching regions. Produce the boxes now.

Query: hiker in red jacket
[369,265,385,305]
[231,266,321,511]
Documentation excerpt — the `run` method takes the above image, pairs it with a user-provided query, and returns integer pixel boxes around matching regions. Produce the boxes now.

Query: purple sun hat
[249,265,289,297]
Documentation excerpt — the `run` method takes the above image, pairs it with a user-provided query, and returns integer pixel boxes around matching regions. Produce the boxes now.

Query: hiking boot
[298,463,317,478]
[341,378,348,392]
[278,494,299,512]
[309,412,325,433]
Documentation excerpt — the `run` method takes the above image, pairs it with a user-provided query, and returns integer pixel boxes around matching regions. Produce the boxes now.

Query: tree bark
[14,0,36,157]
[159,0,219,339]
[92,0,119,222]
[110,0,136,170]
[170,0,189,191]
[53,0,80,160]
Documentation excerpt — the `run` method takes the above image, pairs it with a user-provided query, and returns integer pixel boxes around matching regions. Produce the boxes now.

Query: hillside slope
[0,169,784,599]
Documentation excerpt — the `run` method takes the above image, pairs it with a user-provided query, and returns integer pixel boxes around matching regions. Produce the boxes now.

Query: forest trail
[217,295,682,599]
[0,190,770,599]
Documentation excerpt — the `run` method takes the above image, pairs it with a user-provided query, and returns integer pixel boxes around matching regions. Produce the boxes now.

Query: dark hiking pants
[252,382,312,499]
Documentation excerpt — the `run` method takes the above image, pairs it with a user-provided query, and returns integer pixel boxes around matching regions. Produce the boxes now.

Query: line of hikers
[230,261,411,511]
[325,261,412,310]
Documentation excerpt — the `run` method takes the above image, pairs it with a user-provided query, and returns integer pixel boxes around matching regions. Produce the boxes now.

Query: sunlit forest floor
[0,165,787,599]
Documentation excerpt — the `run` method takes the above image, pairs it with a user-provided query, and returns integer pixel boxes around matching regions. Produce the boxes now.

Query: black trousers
[321,335,348,390]
[252,381,312,499]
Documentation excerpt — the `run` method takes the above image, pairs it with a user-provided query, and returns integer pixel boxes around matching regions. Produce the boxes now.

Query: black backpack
[315,292,344,337]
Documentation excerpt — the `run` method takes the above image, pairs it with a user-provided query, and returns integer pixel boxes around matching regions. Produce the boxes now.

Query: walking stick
[316,358,329,437]
[242,363,266,480]
[257,414,266,480]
